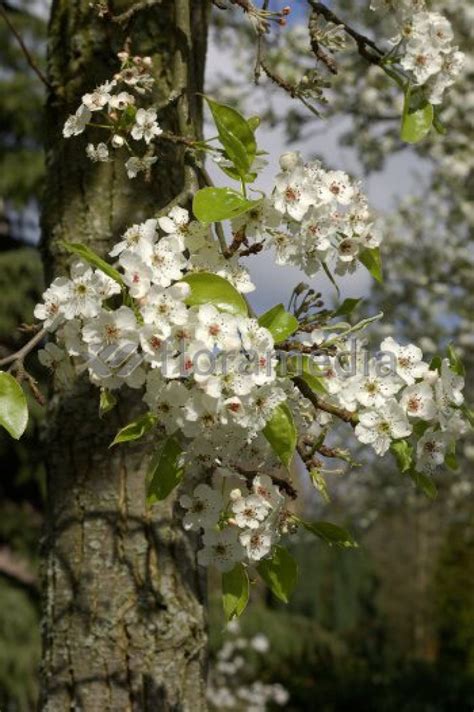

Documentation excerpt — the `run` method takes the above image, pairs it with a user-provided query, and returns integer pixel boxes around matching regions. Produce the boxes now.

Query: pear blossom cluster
[62,51,162,179]
[232,151,381,278]
[370,0,464,105]
[180,473,291,571]
[306,333,469,472]
[33,210,287,445]
[208,620,289,711]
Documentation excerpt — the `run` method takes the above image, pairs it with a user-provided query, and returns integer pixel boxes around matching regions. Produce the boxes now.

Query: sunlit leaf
[0,372,28,440]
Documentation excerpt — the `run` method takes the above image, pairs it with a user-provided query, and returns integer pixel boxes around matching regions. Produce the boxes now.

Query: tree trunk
[39,2,209,709]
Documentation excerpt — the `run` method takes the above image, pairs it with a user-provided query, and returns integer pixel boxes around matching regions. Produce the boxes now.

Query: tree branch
[111,0,162,24]
[0,3,52,89]
[308,1,384,67]
[292,375,358,425]
[308,9,338,75]
[0,327,47,368]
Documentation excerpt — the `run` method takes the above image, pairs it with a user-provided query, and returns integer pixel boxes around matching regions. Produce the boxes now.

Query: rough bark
[39,2,210,710]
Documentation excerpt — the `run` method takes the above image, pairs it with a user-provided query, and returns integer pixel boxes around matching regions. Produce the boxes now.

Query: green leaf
[222,564,250,620]
[258,304,299,343]
[204,97,257,178]
[401,94,434,144]
[0,372,28,440]
[99,388,117,416]
[429,355,442,372]
[61,242,124,286]
[301,520,358,548]
[192,187,261,224]
[333,298,362,317]
[309,469,331,503]
[433,113,447,136]
[110,412,157,446]
[257,546,298,603]
[285,355,327,395]
[391,439,413,474]
[146,436,184,504]
[413,421,431,438]
[409,470,437,500]
[444,441,459,472]
[461,404,474,428]
[359,247,383,283]
[181,271,248,317]
[247,116,261,131]
[447,344,465,377]
[263,402,297,467]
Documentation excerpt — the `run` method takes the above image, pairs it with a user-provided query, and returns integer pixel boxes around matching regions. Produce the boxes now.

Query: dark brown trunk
[39,2,209,709]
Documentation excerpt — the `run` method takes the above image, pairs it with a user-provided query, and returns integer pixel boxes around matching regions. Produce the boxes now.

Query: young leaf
[333,298,362,317]
[444,441,459,472]
[61,241,124,286]
[263,402,297,467]
[110,412,157,446]
[99,388,117,417]
[147,436,184,504]
[301,520,358,548]
[401,94,434,144]
[181,272,248,317]
[0,372,28,440]
[193,187,261,224]
[391,439,413,474]
[258,304,299,343]
[429,355,442,372]
[447,344,465,377]
[461,404,474,428]
[257,546,298,603]
[222,563,250,620]
[409,470,437,499]
[359,247,383,283]
[284,355,327,395]
[204,97,257,178]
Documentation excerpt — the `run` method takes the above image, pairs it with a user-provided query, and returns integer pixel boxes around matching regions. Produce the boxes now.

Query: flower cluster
[33,208,285,451]
[208,620,289,711]
[307,333,468,472]
[62,51,162,179]
[180,473,290,571]
[371,1,464,105]
[232,151,381,278]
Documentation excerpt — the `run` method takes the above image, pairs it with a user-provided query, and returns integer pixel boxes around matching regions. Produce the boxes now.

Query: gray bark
[39,2,210,709]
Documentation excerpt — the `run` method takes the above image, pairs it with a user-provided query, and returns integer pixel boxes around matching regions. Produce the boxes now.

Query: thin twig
[0,327,47,368]
[261,60,321,118]
[0,3,52,89]
[254,0,269,83]
[293,376,358,425]
[111,0,162,24]
[197,165,229,255]
[308,1,384,67]
[308,9,338,75]
[233,464,298,499]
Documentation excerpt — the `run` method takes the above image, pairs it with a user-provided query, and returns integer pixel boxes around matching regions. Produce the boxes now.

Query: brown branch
[233,464,298,500]
[308,1,384,67]
[158,132,198,148]
[111,0,162,24]
[293,375,358,425]
[0,3,52,89]
[0,327,46,368]
[308,9,338,75]
[261,60,321,117]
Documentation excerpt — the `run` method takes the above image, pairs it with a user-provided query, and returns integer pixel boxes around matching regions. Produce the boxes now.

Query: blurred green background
[0,1,472,710]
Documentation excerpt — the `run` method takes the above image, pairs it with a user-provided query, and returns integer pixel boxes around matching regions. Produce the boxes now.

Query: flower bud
[279,151,300,171]
[112,134,125,148]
